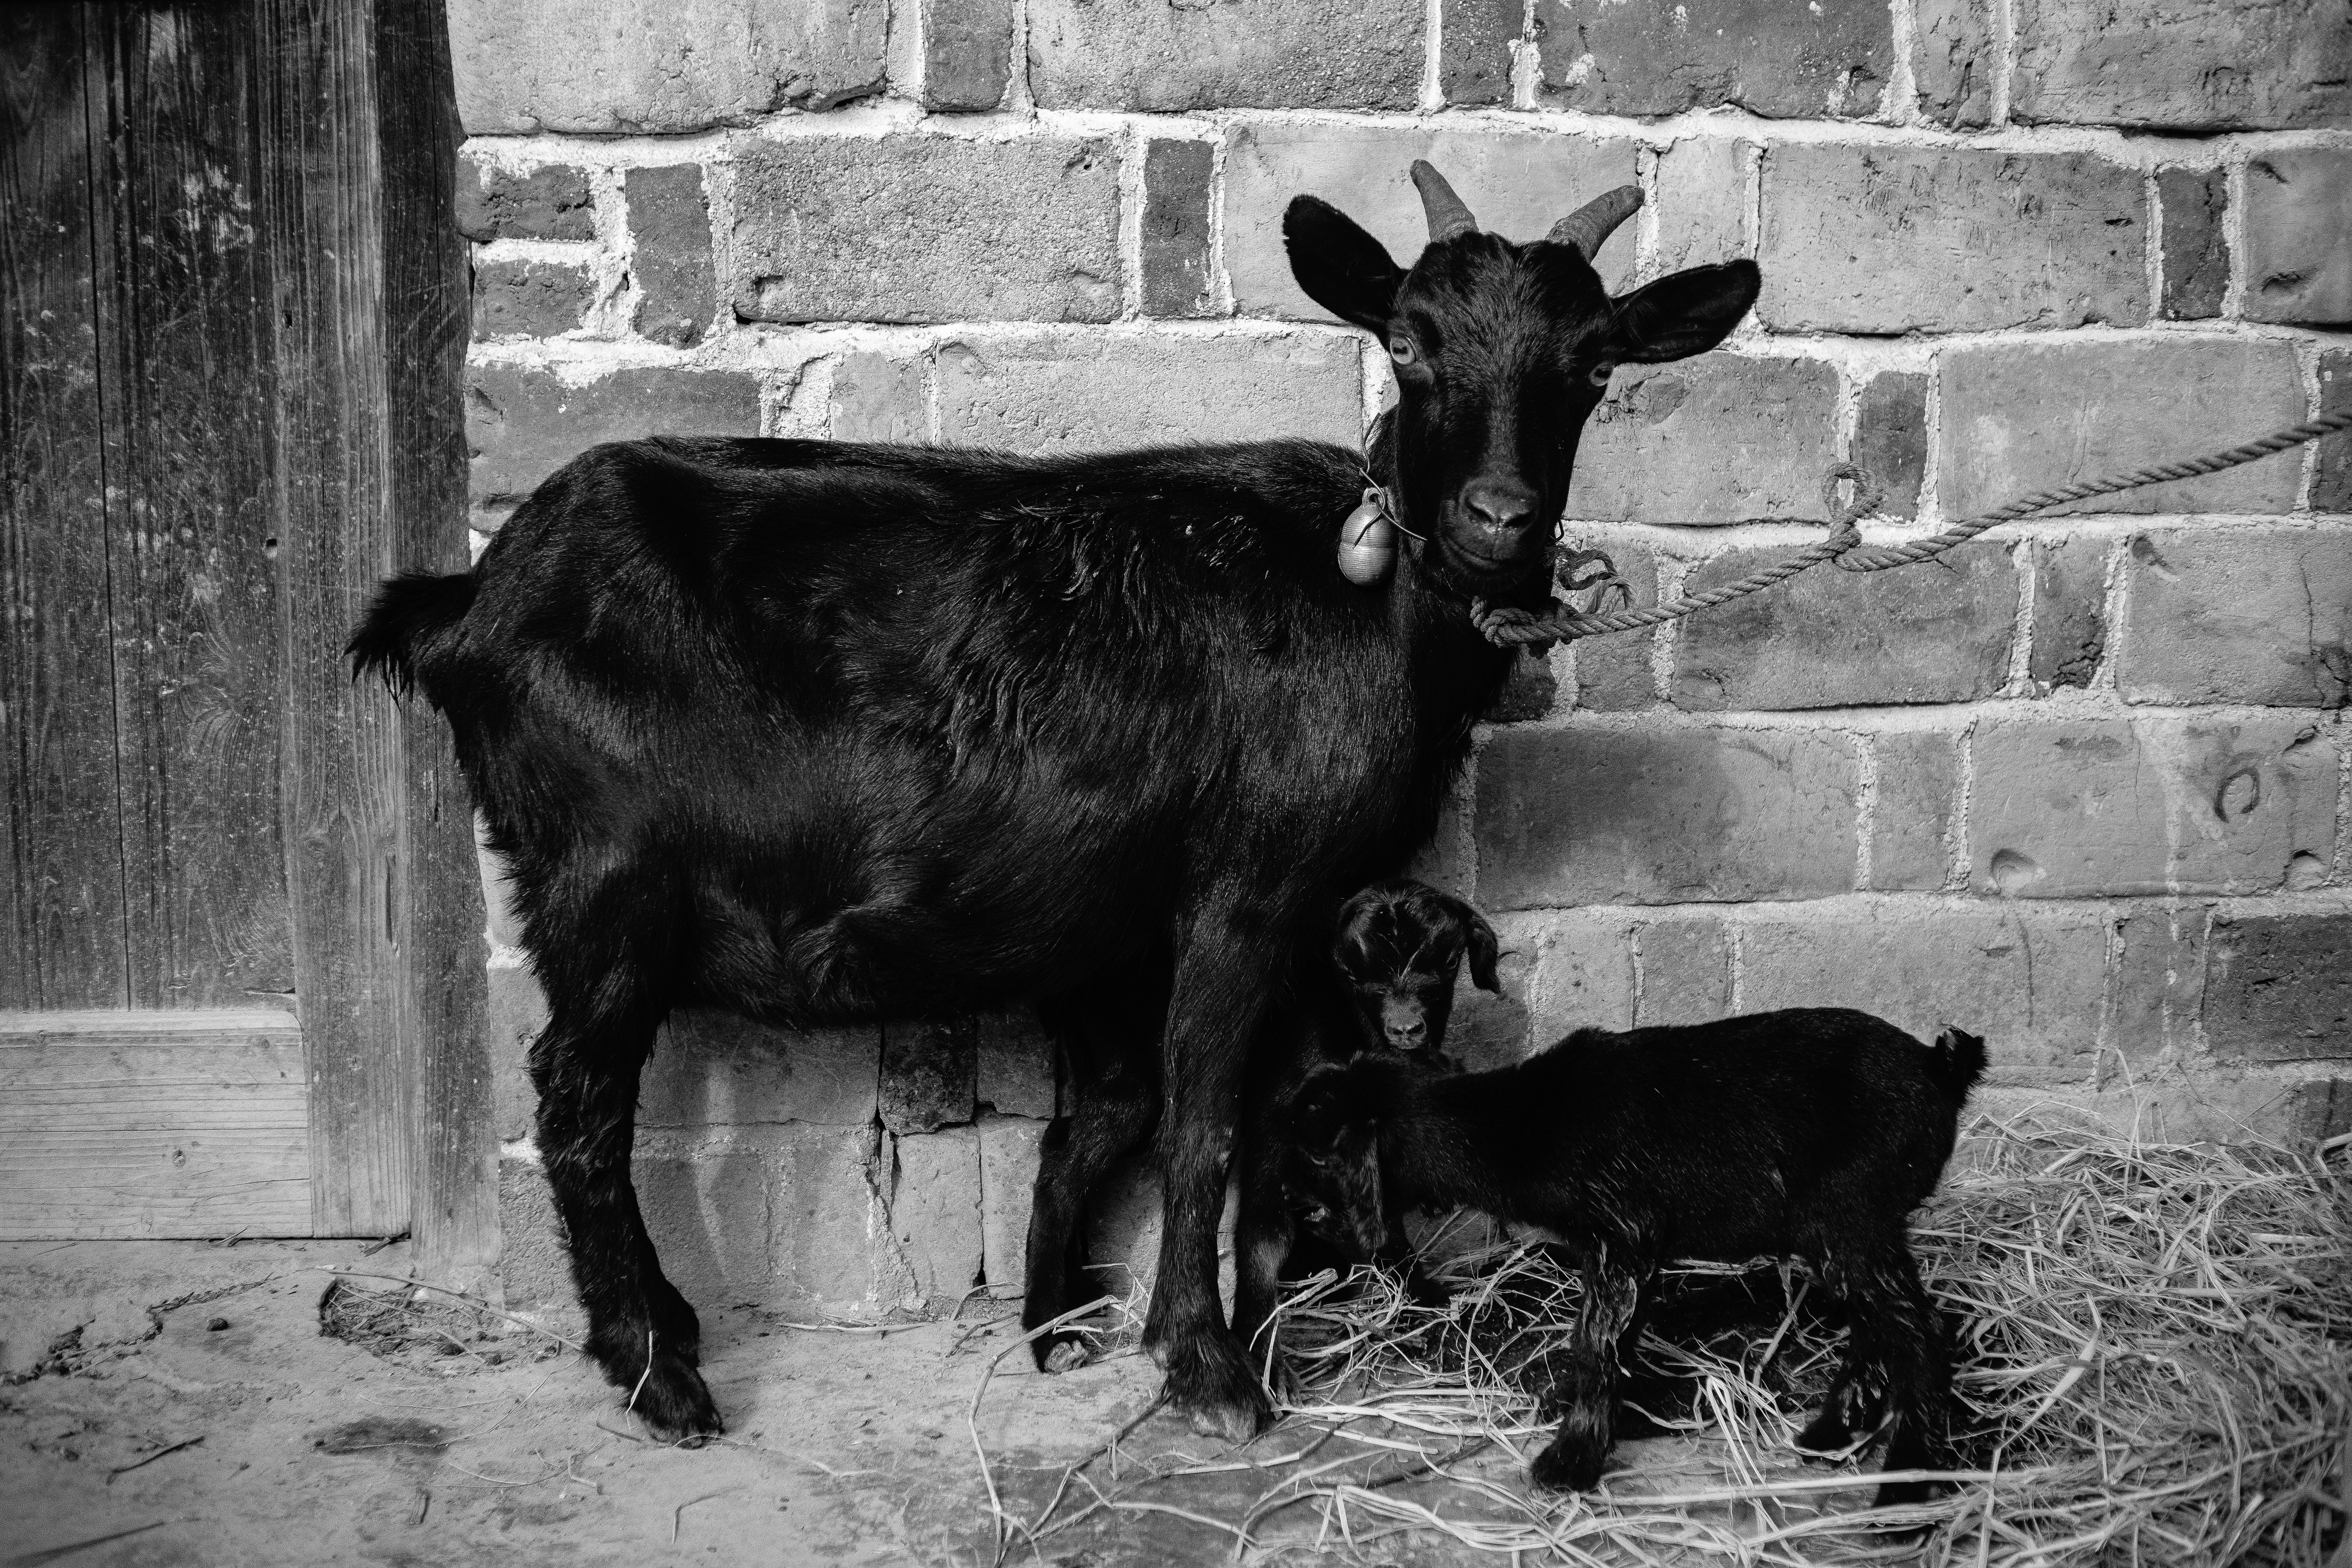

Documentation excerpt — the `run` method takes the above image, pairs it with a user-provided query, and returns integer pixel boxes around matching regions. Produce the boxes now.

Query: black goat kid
[1332,879,1500,1067]
[1281,1010,1986,1506]
[350,161,1760,1442]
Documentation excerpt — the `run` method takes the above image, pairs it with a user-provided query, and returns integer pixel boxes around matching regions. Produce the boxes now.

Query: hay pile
[1003,1115,2352,1566]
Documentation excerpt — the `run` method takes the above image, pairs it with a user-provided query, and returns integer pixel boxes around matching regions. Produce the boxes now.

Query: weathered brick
[467,364,762,529]
[1445,911,1537,1069]
[470,258,589,338]
[1535,0,1889,118]
[1653,138,1748,278]
[2241,150,2352,326]
[932,330,1361,454]
[920,0,1014,111]
[1909,0,1993,127]
[2109,904,2209,1065]
[455,158,593,242]
[1673,541,2014,711]
[486,962,547,1144]
[1739,907,2110,1076]
[2288,1078,2352,1145]
[2206,915,2352,1062]
[769,1123,888,1311]
[1565,541,1660,712]
[1868,731,1960,892]
[449,0,886,132]
[1976,1071,2334,1147]
[1477,726,1860,909]
[730,134,1120,326]
[1969,716,2337,897]
[498,1156,577,1318]
[2321,351,2352,516]
[2010,0,2352,131]
[1027,0,1422,110]
[889,1127,982,1307]
[1634,918,1730,1027]
[976,1010,1055,1120]
[2158,168,2228,321]
[1937,339,2305,519]
[1141,140,1214,320]
[642,1013,880,1128]
[1485,650,1560,724]
[828,351,927,443]
[1571,355,1841,525]
[1759,146,2145,334]
[1447,911,1633,1068]
[879,1018,976,1135]
[636,1135,777,1301]
[1224,126,1641,320]
[1443,0,1521,105]
[1853,371,1927,520]
[625,165,714,348]
[2119,531,2352,709]
[976,1114,1046,1292]
[2030,536,2110,691]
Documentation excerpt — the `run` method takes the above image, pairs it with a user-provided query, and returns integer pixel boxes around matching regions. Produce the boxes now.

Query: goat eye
[1586,362,1615,388]
[1389,338,1417,367]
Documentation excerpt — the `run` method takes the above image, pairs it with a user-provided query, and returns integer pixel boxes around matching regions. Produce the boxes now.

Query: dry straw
[991,1113,2351,1566]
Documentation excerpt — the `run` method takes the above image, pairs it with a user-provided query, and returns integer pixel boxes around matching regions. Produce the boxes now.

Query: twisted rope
[1472,409,2352,649]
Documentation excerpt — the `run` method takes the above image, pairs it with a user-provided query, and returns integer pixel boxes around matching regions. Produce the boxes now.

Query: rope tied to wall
[1470,408,2352,652]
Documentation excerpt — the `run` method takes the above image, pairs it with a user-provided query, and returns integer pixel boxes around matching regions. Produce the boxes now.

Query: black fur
[350,169,1760,1442]
[1281,1010,1986,1508]
[1331,878,1500,1064]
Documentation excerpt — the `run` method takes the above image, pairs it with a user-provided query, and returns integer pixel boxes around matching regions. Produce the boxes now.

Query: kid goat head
[1285,162,1760,599]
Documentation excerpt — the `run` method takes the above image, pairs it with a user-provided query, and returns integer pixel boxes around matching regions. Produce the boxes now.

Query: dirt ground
[7,1239,1713,1567]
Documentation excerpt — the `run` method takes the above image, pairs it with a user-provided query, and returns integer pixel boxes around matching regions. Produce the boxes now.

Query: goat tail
[1928,1027,1988,1103]
[348,570,476,702]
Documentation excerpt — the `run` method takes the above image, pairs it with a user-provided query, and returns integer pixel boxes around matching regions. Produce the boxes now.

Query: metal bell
[1336,490,1396,586]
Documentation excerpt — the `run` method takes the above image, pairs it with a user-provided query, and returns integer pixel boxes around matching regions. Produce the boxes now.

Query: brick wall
[452,0,2352,1322]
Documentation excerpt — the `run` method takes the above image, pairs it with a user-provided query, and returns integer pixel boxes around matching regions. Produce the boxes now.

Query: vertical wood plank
[0,6,130,1009]
[84,7,294,1009]
[377,0,494,1284]
[262,0,414,1236]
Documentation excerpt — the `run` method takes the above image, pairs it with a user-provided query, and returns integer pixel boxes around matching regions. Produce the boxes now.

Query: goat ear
[1462,906,1502,994]
[1285,196,1405,334]
[1601,259,1760,365]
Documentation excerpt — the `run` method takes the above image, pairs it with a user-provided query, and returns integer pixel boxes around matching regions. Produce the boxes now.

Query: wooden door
[1,0,492,1281]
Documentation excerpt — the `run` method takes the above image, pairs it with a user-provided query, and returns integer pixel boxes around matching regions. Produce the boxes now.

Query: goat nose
[1462,480,1539,534]
[1388,1018,1428,1045]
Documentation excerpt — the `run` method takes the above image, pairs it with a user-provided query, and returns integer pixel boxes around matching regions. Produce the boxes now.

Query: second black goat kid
[1279,1008,1986,1508]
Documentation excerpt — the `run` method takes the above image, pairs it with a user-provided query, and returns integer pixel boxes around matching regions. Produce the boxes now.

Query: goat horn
[1547,185,1643,259]
[1410,160,1477,243]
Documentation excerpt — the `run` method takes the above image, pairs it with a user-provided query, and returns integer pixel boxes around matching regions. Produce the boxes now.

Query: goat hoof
[1528,1434,1608,1494]
[1040,1336,1093,1375]
[621,1354,722,1440]
[1161,1336,1272,1445]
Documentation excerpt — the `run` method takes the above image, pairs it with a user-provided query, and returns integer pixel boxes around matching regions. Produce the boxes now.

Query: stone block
[2324,350,2352,515]
[1477,726,1860,909]
[1535,0,1889,118]
[486,962,547,1144]
[497,1155,578,1317]
[1936,339,2305,519]
[2030,536,2110,691]
[450,0,887,132]
[921,0,1014,110]
[1975,1071,2339,1148]
[2118,531,2352,708]
[932,330,1361,454]
[1565,541,1660,711]
[1654,138,1748,281]
[1868,731,1960,892]
[880,1018,976,1134]
[466,364,762,529]
[730,134,1121,326]
[2158,167,2228,321]
[977,1114,1047,1293]
[977,1009,1056,1120]
[625,165,715,348]
[2010,0,2352,130]
[635,1135,777,1302]
[1026,0,1422,111]
[641,1012,881,1127]
[1968,716,2337,898]
[470,258,590,338]
[889,1127,984,1307]
[1738,907,2111,1076]
[769,1123,888,1311]
[2205,915,2352,1062]
[1443,0,1521,105]
[1223,125,1640,321]
[1486,649,1559,723]
[1672,539,2014,710]
[1141,140,1215,319]
[2241,150,2352,326]
[1445,910,1537,1070]
[1758,145,2145,334]
[1910,0,1993,127]
[1634,918,1731,1027]
[829,350,927,443]
[455,158,593,242]
[2108,904,2209,1066]
[1514,909,1637,1052]
[1571,355,1841,525]
[1853,371,1927,520]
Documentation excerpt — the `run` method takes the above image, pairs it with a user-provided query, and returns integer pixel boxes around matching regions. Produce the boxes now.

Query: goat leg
[1530,1252,1646,1492]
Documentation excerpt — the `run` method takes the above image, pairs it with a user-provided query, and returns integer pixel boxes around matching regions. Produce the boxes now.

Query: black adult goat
[1279,1010,1985,1506]
[350,160,1761,1441]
